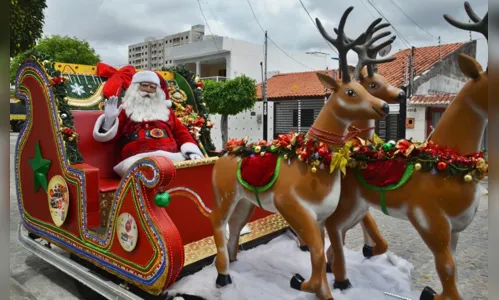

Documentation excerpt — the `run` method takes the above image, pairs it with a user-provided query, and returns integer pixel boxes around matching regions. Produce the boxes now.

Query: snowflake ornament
[70,83,86,96]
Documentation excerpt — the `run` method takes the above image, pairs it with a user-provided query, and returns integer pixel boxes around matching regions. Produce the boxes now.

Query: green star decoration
[28,141,51,192]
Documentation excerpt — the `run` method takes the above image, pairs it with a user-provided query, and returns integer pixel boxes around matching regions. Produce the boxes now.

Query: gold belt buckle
[150,128,165,138]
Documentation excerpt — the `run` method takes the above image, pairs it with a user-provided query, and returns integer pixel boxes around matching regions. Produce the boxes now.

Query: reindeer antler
[444,1,488,40]
[335,19,397,79]
[316,6,366,83]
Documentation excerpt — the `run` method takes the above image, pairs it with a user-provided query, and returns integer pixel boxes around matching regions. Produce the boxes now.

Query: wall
[405,106,426,141]
[209,102,274,150]
[412,41,476,94]
[403,41,476,141]
[225,38,329,82]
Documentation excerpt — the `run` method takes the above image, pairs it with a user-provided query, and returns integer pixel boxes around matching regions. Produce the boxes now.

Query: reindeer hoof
[363,244,374,258]
[333,279,352,290]
[215,274,232,288]
[326,263,333,273]
[420,286,436,300]
[299,245,310,252]
[290,273,305,290]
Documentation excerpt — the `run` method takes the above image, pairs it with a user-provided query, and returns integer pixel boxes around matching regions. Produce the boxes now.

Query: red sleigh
[14,59,288,299]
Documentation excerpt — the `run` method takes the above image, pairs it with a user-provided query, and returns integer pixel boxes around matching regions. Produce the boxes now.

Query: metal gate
[273,99,326,137]
[274,100,404,142]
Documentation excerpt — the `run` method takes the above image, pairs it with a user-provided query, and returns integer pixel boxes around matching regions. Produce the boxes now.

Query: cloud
[42,0,488,68]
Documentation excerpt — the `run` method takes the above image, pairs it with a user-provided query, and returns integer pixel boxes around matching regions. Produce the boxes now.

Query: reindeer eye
[345,89,357,97]
[369,82,378,89]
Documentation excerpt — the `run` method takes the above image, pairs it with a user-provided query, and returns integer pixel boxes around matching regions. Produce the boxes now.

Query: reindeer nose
[382,103,390,114]
[397,90,406,101]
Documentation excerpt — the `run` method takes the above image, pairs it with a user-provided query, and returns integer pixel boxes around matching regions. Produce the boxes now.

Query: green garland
[19,50,84,164]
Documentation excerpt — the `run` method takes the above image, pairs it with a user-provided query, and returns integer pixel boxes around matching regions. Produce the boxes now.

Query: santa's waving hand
[93,70,204,177]
[102,96,122,131]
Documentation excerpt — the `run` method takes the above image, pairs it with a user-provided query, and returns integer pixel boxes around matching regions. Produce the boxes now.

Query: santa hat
[154,71,172,108]
[131,71,160,85]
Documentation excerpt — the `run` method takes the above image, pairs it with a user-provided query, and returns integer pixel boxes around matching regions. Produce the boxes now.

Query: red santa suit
[92,71,204,177]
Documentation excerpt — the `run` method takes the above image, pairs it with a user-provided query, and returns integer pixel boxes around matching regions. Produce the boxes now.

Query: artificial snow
[168,232,422,300]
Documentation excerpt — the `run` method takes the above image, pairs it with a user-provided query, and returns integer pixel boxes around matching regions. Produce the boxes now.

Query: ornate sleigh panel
[15,59,288,297]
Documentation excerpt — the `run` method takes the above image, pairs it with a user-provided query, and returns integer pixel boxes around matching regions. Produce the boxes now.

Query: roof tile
[409,93,457,105]
[258,42,468,100]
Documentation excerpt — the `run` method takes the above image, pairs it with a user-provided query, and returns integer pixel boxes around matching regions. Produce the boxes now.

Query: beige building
[128,25,205,70]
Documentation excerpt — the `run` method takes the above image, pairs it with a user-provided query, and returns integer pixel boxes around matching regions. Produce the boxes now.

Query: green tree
[10,0,47,57]
[10,35,101,84]
[202,75,257,145]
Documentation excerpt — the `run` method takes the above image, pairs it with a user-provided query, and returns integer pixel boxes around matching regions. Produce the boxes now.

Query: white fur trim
[113,150,185,177]
[166,99,172,108]
[180,142,204,158]
[93,114,119,142]
[131,71,160,85]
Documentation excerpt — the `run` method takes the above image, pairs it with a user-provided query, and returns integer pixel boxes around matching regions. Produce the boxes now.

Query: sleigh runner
[15,58,289,299]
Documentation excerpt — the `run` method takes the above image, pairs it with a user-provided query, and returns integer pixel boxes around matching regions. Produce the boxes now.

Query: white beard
[121,83,171,123]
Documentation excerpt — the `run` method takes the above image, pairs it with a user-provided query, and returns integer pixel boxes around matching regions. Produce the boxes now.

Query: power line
[196,0,221,51]
[365,0,413,48]
[358,0,376,18]
[388,0,438,40]
[246,0,315,70]
[196,0,239,76]
[297,0,338,55]
[205,0,225,36]
[246,0,265,32]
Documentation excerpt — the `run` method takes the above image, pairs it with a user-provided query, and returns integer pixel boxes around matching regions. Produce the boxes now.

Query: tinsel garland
[223,132,353,175]
[349,137,488,182]
[19,50,84,164]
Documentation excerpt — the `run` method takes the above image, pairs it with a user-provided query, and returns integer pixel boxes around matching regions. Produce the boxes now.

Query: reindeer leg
[227,200,256,262]
[360,212,388,258]
[276,200,333,300]
[211,192,241,288]
[408,209,461,300]
[325,219,352,291]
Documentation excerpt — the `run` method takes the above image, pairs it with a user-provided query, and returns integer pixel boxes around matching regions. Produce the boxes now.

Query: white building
[127,25,333,81]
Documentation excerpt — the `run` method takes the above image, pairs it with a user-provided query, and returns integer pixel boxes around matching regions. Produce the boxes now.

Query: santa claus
[93,70,204,177]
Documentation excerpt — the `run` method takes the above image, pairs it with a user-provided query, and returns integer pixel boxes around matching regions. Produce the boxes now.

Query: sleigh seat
[72,110,127,228]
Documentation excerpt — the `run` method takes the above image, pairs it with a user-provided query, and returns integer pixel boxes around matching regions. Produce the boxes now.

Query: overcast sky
[42,0,488,70]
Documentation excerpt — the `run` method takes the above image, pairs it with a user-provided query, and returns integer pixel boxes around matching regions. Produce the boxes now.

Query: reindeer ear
[316,73,340,91]
[359,67,368,80]
[347,65,356,76]
[458,53,483,79]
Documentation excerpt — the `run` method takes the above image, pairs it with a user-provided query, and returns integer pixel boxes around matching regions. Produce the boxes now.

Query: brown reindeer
[296,19,405,279]
[323,3,488,299]
[209,7,390,300]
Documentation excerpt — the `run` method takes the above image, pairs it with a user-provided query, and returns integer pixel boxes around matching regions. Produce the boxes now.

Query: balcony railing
[200,76,228,82]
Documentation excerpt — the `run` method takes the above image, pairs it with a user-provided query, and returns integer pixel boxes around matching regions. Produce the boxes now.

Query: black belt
[125,128,169,142]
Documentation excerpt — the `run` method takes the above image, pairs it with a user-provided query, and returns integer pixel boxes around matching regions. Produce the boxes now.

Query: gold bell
[311,166,317,173]
[464,174,473,183]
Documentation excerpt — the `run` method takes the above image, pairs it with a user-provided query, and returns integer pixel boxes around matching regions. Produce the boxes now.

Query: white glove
[188,153,203,160]
[102,96,122,131]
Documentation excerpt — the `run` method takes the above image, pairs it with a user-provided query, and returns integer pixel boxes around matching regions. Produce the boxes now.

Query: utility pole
[438,36,442,61]
[263,31,268,141]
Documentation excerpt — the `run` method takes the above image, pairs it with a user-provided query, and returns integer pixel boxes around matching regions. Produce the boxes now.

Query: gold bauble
[254,146,261,153]
[313,160,321,166]
[283,154,288,160]
[260,151,265,156]
[464,174,473,183]
[298,155,303,161]
[414,163,422,171]
[311,166,317,173]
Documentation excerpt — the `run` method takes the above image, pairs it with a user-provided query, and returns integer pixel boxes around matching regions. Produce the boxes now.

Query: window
[292,109,314,127]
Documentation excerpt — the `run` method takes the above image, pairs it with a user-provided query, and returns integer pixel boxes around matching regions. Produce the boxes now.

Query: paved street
[10,133,488,299]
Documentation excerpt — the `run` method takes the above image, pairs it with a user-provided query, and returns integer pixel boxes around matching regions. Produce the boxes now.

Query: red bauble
[437,161,447,171]
[318,147,328,157]
[300,151,308,160]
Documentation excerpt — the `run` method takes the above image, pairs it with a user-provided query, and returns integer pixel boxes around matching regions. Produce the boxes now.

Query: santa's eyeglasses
[139,83,158,89]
